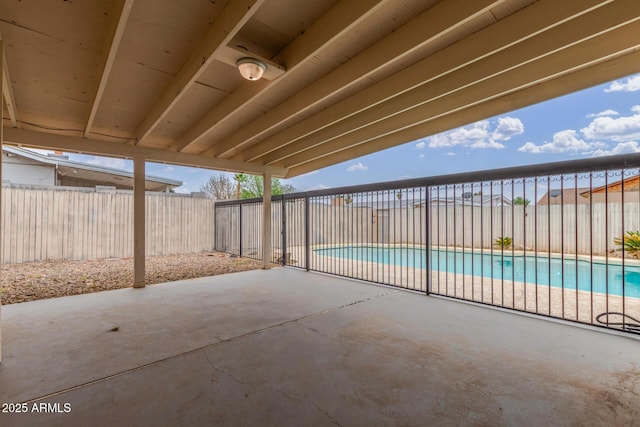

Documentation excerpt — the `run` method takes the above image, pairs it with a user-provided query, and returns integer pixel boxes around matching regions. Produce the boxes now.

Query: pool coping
[308,243,640,267]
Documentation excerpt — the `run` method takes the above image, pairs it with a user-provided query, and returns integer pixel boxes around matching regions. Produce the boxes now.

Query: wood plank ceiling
[1,0,640,178]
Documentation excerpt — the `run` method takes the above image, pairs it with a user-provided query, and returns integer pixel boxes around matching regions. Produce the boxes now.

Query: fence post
[239,203,243,257]
[262,173,272,269]
[305,193,310,271]
[213,204,217,252]
[425,186,431,296]
[282,197,286,266]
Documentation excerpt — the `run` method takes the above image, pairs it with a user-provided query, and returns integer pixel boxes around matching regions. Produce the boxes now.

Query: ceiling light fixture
[236,57,266,81]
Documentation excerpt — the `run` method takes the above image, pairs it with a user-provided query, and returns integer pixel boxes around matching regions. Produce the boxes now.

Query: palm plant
[614,231,640,259]
[494,236,512,250]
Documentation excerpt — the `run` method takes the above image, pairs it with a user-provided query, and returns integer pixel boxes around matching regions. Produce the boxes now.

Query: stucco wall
[2,152,56,186]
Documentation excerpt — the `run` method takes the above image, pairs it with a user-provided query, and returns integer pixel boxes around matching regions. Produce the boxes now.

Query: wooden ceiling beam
[203,0,507,158]
[239,0,613,163]
[280,23,640,169]
[286,48,640,178]
[0,36,18,127]
[2,127,286,177]
[84,0,134,138]
[263,0,635,166]
[172,0,391,153]
[134,0,266,145]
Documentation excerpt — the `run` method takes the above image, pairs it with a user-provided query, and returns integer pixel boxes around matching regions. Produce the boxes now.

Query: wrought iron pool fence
[215,154,640,334]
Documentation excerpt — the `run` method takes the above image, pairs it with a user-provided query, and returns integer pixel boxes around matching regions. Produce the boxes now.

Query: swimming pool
[313,246,640,298]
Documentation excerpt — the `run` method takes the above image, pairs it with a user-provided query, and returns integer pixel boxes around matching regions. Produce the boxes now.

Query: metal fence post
[282,197,287,266]
[425,186,431,296]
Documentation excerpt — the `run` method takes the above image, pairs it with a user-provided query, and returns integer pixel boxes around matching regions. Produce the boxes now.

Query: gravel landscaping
[1,252,264,305]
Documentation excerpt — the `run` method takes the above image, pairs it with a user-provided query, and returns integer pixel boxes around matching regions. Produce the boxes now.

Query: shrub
[614,231,640,259]
[494,236,512,250]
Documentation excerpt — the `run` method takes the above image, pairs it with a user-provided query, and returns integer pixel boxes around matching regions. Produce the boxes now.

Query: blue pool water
[314,246,640,298]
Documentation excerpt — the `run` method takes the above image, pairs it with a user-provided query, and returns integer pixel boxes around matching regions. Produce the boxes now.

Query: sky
[53,72,640,195]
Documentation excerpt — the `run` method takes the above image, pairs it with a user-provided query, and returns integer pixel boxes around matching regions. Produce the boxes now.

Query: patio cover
[1,0,639,177]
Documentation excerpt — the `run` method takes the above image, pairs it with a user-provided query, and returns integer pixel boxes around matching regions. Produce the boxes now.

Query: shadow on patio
[1,268,639,426]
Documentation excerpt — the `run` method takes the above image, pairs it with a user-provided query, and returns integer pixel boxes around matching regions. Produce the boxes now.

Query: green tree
[513,196,530,206]
[233,174,297,199]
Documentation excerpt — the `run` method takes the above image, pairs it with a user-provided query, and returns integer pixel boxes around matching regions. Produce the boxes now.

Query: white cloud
[445,152,454,156]
[429,121,490,148]
[470,140,505,149]
[306,184,329,191]
[415,141,426,149]
[428,117,522,149]
[397,174,413,179]
[173,187,191,194]
[523,106,640,156]
[346,162,368,172]
[299,170,319,176]
[592,141,640,157]
[604,74,640,92]
[518,129,596,153]
[581,108,640,142]
[87,156,130,170]
[418,153,425,158]
[587,109,619,118]
[163,166,175,172]
[492,117,524,141]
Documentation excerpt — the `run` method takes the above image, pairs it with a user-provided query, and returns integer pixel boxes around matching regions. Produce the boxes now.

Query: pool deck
[287,244,640,327]
[1,268,640,426]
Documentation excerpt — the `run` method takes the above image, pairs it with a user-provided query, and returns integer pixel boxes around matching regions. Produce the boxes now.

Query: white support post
[0,39,4,363]
[133,155,146,288]
[262,173,272,269]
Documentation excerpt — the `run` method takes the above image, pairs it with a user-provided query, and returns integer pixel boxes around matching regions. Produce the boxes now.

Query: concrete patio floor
[1,268,639,426]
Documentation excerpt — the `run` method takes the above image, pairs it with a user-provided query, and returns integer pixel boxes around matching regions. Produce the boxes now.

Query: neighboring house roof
[3,146,182,191]
[580,175,640,197]
[352,199,421,210]
[349,194,512,209]
[430,194,512,207]
[537,188,591,205]
[538,176,640,205]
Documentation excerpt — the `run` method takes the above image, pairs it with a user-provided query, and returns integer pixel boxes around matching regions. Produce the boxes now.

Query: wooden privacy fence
[1,185,215,264]
[429,203,640,255]
[216,200,639,258]
[372,204,636,255]
[214,201,375,260]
